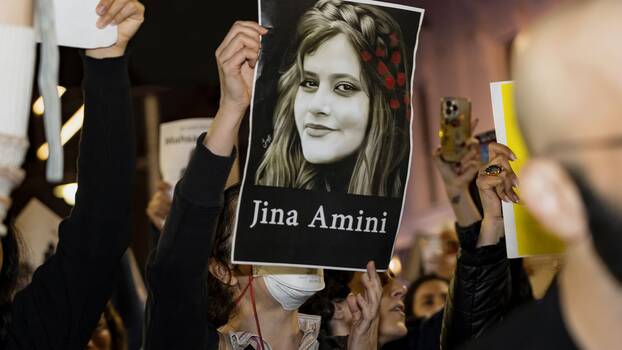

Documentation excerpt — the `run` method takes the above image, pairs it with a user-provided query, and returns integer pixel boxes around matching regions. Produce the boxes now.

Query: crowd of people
[1,0,621,349]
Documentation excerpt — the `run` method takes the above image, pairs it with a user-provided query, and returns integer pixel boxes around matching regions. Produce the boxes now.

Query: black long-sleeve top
[4,55,135,349]
[144,135,235,350]
[440,222,534,349]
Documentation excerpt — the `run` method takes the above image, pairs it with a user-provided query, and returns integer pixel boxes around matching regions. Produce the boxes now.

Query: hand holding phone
[440,97,471,163]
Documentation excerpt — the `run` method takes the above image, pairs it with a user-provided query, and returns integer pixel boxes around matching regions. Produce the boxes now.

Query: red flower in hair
[377,61,389,75]
[397,72,406,87]
[361,50,373,62]
[390,32,399,47]
[375,47,386,57]
[385,76,395,90]
[391,51,401,65]
[390,98,400,110]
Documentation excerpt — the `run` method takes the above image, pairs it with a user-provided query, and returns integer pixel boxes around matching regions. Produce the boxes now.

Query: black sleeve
[143,135,235,350]
[440,221,533,349]
[111,250,145,350]
[7,55,135,349]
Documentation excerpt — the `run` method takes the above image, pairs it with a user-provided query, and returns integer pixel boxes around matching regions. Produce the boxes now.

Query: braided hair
[256,0,410,197]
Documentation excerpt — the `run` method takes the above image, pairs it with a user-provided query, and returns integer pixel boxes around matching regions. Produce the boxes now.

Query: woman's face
[412,279,448,319]
[294,34,370,164]
[378,278,408,345]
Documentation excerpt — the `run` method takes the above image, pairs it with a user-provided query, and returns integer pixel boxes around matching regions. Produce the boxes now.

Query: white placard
[36,0,117,49]
[14,198,62,270]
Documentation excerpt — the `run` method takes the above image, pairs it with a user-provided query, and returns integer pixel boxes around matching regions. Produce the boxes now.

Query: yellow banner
[490,81,565,258]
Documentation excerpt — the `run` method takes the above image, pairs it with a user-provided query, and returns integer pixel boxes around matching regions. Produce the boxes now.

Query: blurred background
[12,0,567,282]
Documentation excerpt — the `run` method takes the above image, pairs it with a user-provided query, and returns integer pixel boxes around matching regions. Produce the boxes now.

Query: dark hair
[0,221,21,344]
[205,184,240,327]
[299,270,354,335]
[403,274,449,321]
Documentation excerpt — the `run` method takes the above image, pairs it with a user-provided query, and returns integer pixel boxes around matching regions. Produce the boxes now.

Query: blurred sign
[490,81,565,258]
[14,198,62,270]
[159,118,213,189]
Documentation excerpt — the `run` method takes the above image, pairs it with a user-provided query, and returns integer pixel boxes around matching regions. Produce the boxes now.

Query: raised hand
[88,0,145,58]
[347,261,382,350]
[215,21,267,116]
[434,141,481,200]
[206,21,267,156]
[146,181,172,232]
[475,143,518,246]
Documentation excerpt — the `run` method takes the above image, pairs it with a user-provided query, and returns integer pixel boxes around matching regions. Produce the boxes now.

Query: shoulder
[463,285,577,350]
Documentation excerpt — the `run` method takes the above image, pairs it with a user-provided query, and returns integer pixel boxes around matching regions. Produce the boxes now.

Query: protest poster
[490,81,565,258]
[232,0,424,270]
[159,118,214,190]
[36,0,117,49]
[14,198,62,271]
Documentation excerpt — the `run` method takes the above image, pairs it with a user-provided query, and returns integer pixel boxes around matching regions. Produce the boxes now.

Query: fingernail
[96,5,106,16]
[96,18,104,29]
[511,153,517,161]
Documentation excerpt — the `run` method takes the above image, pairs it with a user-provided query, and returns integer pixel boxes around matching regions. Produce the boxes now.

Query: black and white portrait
[253,0,419,198]
[233,0,424,270]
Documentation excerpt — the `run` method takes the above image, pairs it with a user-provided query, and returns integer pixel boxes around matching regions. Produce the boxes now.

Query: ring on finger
[484,164,503,176]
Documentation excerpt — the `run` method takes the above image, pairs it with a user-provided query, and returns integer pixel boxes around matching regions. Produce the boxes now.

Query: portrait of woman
[254,0,413,198]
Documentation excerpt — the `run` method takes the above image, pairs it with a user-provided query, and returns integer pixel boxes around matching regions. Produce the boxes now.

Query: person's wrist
[478,217,504,247]
[446,187,469,205]
[86,43,127,59]
[216,102,247,128]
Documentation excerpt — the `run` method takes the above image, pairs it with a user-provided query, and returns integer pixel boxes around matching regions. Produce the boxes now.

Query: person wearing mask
[143,21,383,350]
[0,0,144,348]
[465,1,622,348]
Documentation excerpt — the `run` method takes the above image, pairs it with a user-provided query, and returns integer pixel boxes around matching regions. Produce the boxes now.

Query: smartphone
[440,97,471,162]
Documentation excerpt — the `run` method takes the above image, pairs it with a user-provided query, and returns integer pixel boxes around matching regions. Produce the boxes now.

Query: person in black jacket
[440,143,533,349]
[144,21,384,350]
[0,0,144,348]
[463,1,622,349]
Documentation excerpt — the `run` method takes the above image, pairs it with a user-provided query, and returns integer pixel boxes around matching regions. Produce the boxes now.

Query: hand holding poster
[232,0,424,270]
[490,81,565,258]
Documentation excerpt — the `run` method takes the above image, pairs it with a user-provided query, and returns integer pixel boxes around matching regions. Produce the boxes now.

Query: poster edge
[231,0,263,265]
[387,6,425,269]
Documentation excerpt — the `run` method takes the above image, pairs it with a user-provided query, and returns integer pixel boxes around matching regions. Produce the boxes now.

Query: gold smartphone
[439,97,471,162]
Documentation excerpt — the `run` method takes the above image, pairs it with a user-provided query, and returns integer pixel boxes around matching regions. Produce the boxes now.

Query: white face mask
[253,266,325,311]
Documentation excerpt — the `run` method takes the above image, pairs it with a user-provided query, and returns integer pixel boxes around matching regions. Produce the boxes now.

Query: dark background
[234,0,423,270]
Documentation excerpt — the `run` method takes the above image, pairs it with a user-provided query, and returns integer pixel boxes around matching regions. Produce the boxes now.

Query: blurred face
[413,279,448,319]
[86,314,111,350]
[294,34,370,164]
[419,232,458,279]
[378,278,408,345]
